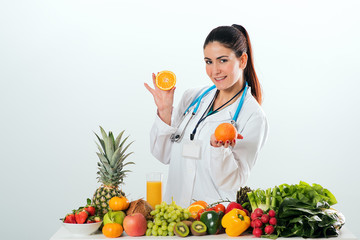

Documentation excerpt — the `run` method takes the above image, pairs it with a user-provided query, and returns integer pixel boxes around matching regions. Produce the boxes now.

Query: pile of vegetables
[237,181,345,238]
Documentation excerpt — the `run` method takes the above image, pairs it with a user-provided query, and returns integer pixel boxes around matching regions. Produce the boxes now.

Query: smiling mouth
[214,76,227,81]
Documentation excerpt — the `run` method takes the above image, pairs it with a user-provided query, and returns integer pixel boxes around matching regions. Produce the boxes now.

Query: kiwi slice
[174,222,190,237]
[191,221,207,236]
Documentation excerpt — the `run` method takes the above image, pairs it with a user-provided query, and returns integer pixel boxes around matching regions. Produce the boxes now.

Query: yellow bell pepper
[221,208,251,237]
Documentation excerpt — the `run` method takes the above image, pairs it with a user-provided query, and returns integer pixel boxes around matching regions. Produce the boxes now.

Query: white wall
[1,1,359,239]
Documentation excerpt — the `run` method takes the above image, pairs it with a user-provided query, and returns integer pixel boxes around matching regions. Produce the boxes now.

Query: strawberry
[75,209,89,224]
[94,216,101,222]
[63,213,76,224]
[84,199,96,216]
[86,216,95,223]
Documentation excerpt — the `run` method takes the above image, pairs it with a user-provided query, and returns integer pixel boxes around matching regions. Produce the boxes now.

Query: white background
[1,1,359,239]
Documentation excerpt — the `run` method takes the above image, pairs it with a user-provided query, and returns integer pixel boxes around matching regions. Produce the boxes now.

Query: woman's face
[204,41,245,91]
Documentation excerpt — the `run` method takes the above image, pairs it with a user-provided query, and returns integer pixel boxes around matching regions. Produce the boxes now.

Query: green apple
[103,210,126,226]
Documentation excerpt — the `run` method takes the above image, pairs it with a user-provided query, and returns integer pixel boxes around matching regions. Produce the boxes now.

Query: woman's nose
[213,63,221,74]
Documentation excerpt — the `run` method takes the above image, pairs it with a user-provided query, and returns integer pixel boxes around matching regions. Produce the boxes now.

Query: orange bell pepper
[221,208,251,237]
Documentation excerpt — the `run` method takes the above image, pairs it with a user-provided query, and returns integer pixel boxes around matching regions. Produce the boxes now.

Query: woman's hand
[144,73,175,125]
[210,134,243,148]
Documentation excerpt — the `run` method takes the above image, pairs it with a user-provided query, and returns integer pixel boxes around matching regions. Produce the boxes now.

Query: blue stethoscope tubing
[171,82,248,142]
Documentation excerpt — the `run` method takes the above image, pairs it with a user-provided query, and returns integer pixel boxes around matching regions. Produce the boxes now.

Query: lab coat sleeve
[149,88,203,165]
[209,110,268,191]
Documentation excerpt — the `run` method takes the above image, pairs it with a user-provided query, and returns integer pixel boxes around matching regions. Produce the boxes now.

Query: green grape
[147,221,154,229]
[153,225,158,231]
[161,221,167,226]
[161,225,167,231]
[151,229,158,236]
[164,213,169,219]
[167,225,173,232]
[176,218,180,223]
[184,209,190,214]
[162,231,168,236]
[150,210,156,215]
[154,209,160,214]
[159,212,164,216]
[155,204,161,210]
[168,231,174,236]
[175,210,181,216]
[164,205,169,210]
[168,206,174,212]
[155,218,162,226]
[161,201,167,207]
[146,229,152,236]
[158,228,163,235]
[184,213,189,219]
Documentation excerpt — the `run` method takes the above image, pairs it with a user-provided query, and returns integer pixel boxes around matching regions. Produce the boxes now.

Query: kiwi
[191,221,207,236]
[173,221,190,237]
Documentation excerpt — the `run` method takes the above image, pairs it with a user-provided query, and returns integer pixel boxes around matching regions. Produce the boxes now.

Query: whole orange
[214,123,237,142]
[109,196,129,211]
[102,223,123,238]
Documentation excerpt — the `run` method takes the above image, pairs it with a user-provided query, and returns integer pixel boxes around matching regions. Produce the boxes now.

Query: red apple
[123,213,147,236]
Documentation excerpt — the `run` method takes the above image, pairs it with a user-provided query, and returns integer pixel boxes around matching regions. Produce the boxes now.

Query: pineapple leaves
[96,153,113,175]
[94,133,106,153]
[115,130,125,149]
[94,127,135,187]
[120,140,134,157]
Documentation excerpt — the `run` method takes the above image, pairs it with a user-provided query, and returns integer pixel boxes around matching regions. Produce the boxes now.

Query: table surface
[50,226,358,240]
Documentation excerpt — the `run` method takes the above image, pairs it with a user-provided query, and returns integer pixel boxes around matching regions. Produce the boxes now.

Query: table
[50,226,357,240]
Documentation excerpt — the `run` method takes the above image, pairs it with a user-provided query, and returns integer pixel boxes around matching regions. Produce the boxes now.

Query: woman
[144,24,268,208]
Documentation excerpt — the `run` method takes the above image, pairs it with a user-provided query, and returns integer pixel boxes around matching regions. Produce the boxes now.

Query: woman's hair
[203,24,262,105]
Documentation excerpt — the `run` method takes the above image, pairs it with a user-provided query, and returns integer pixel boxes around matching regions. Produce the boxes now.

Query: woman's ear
[239,53,248,69]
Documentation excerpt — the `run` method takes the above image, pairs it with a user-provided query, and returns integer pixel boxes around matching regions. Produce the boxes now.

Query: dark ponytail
[204,24,263,105]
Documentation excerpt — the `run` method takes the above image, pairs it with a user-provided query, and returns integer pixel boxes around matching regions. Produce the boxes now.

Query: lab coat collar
[198,86,252,122]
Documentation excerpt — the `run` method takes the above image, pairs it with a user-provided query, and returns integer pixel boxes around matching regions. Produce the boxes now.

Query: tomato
[213,204,225,213]
[197,208,205,220]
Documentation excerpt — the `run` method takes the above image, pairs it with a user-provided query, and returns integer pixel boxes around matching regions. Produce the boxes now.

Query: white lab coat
[149,86,268,207]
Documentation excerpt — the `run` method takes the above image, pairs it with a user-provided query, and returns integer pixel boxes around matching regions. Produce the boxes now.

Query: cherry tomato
[213,204,225,213]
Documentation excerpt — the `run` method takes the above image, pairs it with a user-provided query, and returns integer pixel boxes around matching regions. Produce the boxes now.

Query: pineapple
[92,126,134,216]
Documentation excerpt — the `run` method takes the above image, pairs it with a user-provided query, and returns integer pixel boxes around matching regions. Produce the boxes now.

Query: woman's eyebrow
[204,55,229,60]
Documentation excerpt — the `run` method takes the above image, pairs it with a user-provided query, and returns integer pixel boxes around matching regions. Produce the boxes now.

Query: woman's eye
[205,60,212,64]
[220,59,228,63]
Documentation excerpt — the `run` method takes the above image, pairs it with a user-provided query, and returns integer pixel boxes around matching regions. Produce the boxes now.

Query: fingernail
[226,140,230,144]
[233,139,236,143]
[215,141,218,144]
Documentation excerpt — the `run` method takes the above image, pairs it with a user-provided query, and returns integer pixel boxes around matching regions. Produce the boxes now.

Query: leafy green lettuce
[277,198,340,238]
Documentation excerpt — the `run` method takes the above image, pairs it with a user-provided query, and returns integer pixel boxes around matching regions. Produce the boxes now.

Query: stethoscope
[170,81,248,143]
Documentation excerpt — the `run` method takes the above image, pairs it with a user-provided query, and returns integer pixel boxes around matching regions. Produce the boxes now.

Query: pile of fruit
[60,127,345,239]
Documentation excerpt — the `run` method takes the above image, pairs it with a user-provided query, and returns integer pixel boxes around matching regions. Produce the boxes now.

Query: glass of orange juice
[146,172,163,209]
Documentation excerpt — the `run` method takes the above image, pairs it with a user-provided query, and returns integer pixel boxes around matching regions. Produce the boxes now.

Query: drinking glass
[146,172,163,209]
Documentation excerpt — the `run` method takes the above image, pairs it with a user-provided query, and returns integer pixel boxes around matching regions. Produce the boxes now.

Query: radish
[251,212,258,220]
[261,214,269,223]
[265,225,275,235]
[268,209,276,218]
[269,217,277,226]
[254,208,263,217]
[253,218,263,228]
[253,228,263,237]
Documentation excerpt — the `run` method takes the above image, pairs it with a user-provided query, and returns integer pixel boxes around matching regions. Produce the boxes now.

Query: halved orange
[187,204,206,219]
[191,200,208,208]
[155,70,176,90]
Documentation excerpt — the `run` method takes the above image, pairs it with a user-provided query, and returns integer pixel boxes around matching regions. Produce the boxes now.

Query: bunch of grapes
[146,201,190,236]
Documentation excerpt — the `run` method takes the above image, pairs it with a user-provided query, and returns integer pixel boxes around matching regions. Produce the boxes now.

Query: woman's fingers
[237,133,243,139]
[144,82,155,96]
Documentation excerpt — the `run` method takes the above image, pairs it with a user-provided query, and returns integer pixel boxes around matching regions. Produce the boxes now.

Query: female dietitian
[144,24,269,207]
